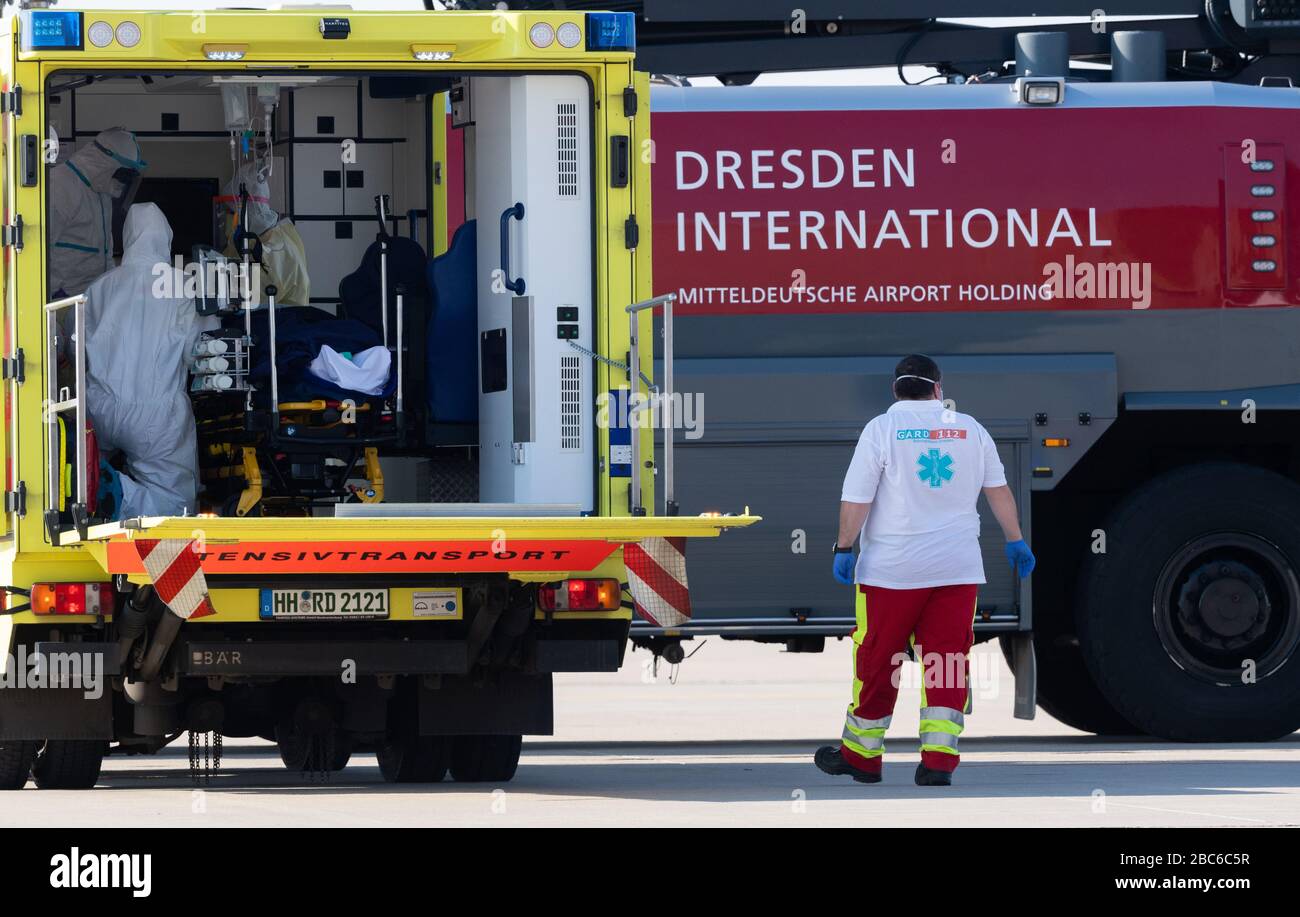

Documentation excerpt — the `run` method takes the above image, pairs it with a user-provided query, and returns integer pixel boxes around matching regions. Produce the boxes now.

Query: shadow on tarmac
[89,735,1300,808]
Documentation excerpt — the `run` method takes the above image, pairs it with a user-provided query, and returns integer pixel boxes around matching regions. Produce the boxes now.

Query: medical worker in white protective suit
[49,127,147,297]
[222,162,310,305]
[84,203,211,517]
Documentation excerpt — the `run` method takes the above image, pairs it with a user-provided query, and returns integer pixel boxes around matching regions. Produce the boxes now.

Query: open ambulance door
[0,23,15,540]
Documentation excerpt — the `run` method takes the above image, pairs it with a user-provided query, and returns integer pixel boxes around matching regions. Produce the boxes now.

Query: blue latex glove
[1005,540,1035,578]
[833,552,856,585]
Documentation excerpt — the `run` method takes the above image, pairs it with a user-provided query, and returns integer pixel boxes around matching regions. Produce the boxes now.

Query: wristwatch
[832,543,854,554]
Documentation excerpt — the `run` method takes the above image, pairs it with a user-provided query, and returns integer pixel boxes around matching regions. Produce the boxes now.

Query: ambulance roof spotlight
[1013,77,1065,106]
[529,22,555,48]
[115,20,142,49]
[557,22,583,49]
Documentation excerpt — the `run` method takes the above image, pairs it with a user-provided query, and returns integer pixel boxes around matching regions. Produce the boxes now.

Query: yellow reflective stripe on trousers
[919,705,963,755]
[920,733,959,755]
[919,706,964,729]
[849,590,869,723]
[842,712,890,758]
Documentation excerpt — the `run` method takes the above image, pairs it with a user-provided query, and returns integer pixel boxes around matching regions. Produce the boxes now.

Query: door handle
[499,202,525,296]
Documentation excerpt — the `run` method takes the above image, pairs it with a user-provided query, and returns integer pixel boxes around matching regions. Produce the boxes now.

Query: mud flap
[0,687,112,741]
[1007,631,1038,720]
[417,672,553,736]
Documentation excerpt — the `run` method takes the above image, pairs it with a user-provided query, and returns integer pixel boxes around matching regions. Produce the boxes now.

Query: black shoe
[914,763,952,786]
[814,746,882,784]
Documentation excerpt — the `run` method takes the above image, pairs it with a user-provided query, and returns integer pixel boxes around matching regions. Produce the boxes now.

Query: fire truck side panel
[647,81,1300,639]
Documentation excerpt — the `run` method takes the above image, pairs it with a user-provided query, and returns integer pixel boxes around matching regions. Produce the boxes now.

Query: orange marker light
[1042,438,1071,448]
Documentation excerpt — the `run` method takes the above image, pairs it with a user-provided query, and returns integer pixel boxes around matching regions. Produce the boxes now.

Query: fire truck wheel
[0,740,37,790]
[448,734,522,783]
[31,740,106,789]
[275,723,352,772]
[376,734,449,783]
[1078,463,1300,741]
[1000,634,1139,735]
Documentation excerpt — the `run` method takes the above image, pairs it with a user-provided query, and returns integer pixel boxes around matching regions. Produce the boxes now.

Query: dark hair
[893,354,941,400]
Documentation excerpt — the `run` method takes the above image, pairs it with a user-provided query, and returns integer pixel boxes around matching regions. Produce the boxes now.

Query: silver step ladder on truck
[626,292,677,517]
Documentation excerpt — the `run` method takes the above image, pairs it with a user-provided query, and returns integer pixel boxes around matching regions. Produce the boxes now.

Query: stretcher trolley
[194,193,406,517]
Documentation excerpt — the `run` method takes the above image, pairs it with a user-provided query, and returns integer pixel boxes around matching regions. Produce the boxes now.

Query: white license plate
[260,588,389,620]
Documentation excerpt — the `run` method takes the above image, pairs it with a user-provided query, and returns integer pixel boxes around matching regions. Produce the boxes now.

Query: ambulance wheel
[31,740,106,789]
[1078,463,1300,741]
[275,724,352,772]
[449,734,522,783]
[376,734,449,783]
[0,740,37,789]
[999,633,1138,736]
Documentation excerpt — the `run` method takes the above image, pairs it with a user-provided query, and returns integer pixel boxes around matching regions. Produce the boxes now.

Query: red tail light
[30,582,113,616]
[537,578,620,612]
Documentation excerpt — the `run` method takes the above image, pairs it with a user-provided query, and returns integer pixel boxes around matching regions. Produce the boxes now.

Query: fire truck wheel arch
[1078,462,1300,742]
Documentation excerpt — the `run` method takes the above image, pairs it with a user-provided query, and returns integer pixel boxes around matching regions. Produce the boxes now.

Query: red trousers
[839,583,978,775]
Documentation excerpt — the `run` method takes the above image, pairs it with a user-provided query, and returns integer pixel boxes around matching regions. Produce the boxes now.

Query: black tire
[1078,463,1300,741]
[999,633,1139,736]
[449,734,522,783]
[377,734,449,783]
[31,740,106,789]
[0,740,36,790]
[275,723,352,772]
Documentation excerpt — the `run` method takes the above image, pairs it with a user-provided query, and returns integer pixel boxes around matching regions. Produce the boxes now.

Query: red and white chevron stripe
[134,539,215,620]
[623,536,691,627]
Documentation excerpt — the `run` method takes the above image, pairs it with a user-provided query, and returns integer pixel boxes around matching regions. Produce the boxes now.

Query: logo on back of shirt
[897,428,968,441]
[917,448,954,488]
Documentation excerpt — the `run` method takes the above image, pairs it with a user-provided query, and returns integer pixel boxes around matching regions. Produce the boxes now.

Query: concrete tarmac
[2,640,1296,827]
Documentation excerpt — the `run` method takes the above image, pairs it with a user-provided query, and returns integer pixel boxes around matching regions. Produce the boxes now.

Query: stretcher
[194,194,405,517]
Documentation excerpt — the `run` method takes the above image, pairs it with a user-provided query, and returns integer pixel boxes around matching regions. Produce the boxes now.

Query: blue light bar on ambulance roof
[585,12,635,52]
[22,10,85,51]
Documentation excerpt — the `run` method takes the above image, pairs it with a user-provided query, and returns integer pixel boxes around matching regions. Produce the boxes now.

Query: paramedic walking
[816,355,1035,786]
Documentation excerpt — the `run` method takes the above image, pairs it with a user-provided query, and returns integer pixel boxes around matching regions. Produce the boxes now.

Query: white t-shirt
[841,399,1006,589]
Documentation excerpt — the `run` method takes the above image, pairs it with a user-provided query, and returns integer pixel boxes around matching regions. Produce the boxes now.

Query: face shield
[111,167,143,209]
[108,167,145,260]
[93,136,147,174]
[97,133,148,259]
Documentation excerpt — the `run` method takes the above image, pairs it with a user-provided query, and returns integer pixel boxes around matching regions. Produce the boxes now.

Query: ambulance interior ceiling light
[412,45,455,62]
[211,75,327,86]
[205,45,248,62]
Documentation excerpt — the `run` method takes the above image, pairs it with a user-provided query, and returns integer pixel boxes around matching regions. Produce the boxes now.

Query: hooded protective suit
[222,163,310,305]
[85,203,207,518]
[49,128,147,297]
